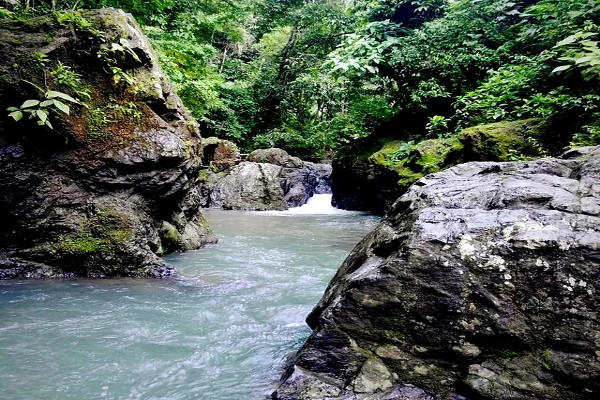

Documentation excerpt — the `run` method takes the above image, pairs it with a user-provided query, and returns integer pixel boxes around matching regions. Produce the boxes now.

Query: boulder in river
[248,147,304,168]
[199,147,332,210]
[208,161,288,211]
[0,9,216,278]
[275,146,600,399]
[281,162,332,208]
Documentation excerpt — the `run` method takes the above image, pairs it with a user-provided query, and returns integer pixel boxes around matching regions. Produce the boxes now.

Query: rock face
[281,162,332,207]
[198,147,332,210]
[0,9,216,278]
[209,161,288,211]
[332,120,546,214]
[275,146,600,400]
[202,136,240,172]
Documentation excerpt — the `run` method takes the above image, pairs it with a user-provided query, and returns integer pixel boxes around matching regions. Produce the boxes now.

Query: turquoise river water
[0,195,378,400]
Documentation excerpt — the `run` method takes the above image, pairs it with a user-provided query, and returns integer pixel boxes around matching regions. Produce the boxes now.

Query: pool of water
[0,197,378,400]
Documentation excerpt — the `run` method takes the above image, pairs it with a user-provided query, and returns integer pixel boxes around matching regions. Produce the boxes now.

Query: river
[0,195,379,400]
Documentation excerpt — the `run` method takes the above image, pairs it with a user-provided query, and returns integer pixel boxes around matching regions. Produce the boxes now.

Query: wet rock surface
[275,146,600,399]
[199,147,331,210]
[0,9,215,278]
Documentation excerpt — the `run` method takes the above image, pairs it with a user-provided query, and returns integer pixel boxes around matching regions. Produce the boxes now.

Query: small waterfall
[256,194,367,216]
[284,194,357,215]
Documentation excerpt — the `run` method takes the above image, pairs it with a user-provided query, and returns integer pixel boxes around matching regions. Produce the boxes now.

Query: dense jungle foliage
[2,0,600,158]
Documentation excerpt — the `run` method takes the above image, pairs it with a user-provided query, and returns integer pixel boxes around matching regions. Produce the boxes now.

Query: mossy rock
[50,208,133,261]
[370,136,463,192]
[159,220,183,253]
[366,119,546,198]
[458,119,545,162]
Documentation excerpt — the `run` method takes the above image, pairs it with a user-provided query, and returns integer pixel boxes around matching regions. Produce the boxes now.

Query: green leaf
[556,34,578,47]
[45,120,53,129]
[52,100,70,114]
[567,10,585,18]
[21,99,40,108]
[46,91,79,103]
[552,65,571,73]
[8,110,23,121]
[40,100,54,107]
[77,91,91,101]
[575,56,594,64]
[36,109,48,123]
[7,106,19,111]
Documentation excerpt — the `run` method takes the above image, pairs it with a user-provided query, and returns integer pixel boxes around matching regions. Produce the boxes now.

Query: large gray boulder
[208,162,287,210]
[199,147,332,210]
[0,9,216,278]
[275,146,600,400]
[248,147,304,168]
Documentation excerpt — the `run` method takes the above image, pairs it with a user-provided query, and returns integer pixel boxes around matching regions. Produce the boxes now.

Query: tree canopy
[3,0,599,157]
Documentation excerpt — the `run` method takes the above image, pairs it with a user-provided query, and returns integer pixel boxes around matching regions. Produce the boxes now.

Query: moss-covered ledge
[332,119,548,213]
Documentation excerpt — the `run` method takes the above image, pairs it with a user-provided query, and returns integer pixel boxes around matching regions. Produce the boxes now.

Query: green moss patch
[361,119,548,197]
[52,208,133,258]
[458,119,546,161]
[370,135,463,191]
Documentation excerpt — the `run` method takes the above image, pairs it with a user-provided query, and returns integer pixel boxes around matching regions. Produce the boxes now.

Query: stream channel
[0,195,379,400]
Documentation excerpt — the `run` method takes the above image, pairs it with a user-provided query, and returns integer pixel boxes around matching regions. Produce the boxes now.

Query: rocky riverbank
[275,146,600,400]
[0,9,215,278]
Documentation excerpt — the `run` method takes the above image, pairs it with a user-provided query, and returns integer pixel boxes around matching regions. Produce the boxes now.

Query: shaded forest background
[2,0,599,159]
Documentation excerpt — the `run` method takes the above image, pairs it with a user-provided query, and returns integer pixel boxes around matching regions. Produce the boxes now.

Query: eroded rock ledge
[275,146,600,400]
[0,9,215,278]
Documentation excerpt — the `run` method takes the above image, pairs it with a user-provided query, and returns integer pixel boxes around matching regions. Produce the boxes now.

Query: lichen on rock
[275,146,600,400]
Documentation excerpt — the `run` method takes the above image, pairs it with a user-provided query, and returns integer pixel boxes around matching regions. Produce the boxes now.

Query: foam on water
[262,194,365,216]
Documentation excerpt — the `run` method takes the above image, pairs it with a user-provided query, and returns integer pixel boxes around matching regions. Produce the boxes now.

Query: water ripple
[0,209,378,400]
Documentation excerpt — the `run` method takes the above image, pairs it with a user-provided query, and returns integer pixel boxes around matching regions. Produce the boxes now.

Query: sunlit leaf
[21,99,40,108]
[36,109,48,123]
[8,110,23,121]
[556,34,579,47]
[46,91,79,103]
[552,65,571,73]
[575,56,593,64]
[52,100,70,114]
